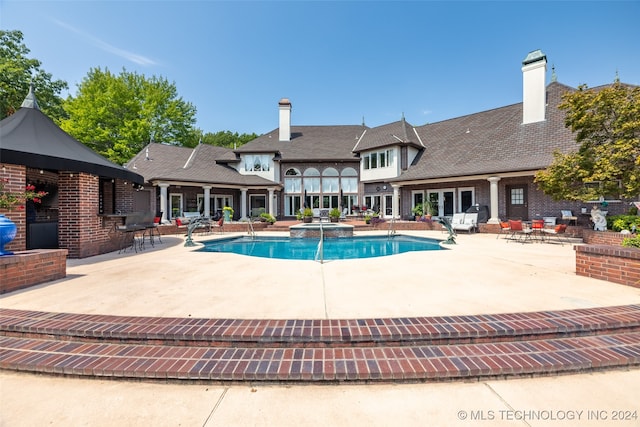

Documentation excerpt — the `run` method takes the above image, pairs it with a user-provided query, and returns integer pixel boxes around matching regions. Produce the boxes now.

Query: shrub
[607,215,640,232]
[260,212,276,224]
[622,236,640,248]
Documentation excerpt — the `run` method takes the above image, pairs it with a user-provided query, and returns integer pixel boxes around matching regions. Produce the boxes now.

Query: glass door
[169,193,183,219]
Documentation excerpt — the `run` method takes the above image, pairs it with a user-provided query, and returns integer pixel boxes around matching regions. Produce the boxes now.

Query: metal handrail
[247,217,256,239]
[387,217,397,238]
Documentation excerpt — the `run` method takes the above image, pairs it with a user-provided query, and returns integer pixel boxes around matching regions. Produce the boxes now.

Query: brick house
[129,50,636,225]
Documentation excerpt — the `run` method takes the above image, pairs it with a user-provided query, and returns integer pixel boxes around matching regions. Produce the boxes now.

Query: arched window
[341,167,358,193]
[303,168,320,176]
[341,167,358,176]
[323,167,339,176]
[322,167,339,193]
[285,168,301,176]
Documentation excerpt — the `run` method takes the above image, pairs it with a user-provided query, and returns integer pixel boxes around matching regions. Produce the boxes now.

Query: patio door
[506,185,528,220]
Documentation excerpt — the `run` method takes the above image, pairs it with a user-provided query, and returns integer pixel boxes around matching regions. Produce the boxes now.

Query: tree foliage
[0,30,68,119]
[193,130,258,149]
[535,82,640,201]
[59,67,198,164]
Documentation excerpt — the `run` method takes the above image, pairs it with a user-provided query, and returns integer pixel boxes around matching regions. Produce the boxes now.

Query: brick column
[58,172,101,258]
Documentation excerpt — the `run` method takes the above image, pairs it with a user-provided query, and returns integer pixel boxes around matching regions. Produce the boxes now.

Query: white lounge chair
[451,212,477,233]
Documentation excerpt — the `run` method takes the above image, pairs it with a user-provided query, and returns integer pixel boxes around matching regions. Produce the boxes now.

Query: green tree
[535,82,640,201]
[195,130,258,149]
[0,30,68,119]
[59,67,198,164]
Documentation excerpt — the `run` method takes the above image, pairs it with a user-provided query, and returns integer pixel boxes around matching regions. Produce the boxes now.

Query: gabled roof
[127,143,277,187]
[0,86,144,184]
[353,118,425,153]
[234,125,367,162]
[391,81,578,181]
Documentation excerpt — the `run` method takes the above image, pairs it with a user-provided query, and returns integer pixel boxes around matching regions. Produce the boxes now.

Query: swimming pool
[197,235,444,260]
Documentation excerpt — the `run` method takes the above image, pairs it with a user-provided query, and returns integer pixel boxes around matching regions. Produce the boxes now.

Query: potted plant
[423,200,435,219]
[329,208,341,222]
[223,206,234,222]
[303,207,313,223]
[260,212,276,224]
[363,214,372,224]
[411,203,424,221]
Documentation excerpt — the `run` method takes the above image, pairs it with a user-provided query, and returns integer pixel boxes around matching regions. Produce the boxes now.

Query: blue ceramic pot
[0,214,17,256]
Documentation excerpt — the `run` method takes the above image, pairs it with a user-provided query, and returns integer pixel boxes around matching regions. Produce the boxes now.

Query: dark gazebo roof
[0,86,143,184]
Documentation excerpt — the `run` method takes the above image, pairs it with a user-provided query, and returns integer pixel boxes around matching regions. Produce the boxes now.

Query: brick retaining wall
[0,249,68,294]
[583,229,635,246]
[575,244,640,288]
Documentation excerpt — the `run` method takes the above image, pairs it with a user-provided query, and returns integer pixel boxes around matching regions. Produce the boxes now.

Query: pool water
[197,235,444,260]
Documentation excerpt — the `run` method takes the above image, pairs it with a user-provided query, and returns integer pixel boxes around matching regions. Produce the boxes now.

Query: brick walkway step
[1,332,639,383]
[2,305,639,348]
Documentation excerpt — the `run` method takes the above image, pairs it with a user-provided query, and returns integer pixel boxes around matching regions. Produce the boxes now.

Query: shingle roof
[353,119,425,153]
[234,125,367,161]
[0,87,144,184]
[391,82,578,181]
[126,143,276,186]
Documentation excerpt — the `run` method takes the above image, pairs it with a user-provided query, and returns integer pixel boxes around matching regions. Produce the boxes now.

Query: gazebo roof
[0,86,143,184]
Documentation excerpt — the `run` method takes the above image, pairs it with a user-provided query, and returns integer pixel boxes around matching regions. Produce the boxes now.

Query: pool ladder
[247,217,256,239]
[387,217,397,238]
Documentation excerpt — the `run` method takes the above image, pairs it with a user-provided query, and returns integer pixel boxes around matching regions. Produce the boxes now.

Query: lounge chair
[451,212,477,233]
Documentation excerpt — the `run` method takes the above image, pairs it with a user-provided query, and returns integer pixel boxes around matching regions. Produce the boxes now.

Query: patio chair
[212,217,225,233]
[496,220,511,239]
[531,219,545,241]
[340,208,348,221]
[543,224,569,245]
[507,220,532,243]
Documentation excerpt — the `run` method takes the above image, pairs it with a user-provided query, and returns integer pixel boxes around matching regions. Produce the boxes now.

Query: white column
[487,176,501,224]
[268,188,276,217]
[202,186,211,218]
[240,188,248,220]
[158,183,169,224]
[392,184,401,219]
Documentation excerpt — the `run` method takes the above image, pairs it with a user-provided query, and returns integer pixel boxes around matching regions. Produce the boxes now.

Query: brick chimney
[521,50,547,124]
[278,98,292,141]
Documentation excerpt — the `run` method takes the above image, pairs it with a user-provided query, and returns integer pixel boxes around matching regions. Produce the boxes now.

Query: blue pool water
[197,235,444,260]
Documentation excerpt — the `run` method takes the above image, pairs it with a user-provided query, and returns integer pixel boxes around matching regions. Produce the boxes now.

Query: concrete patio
[1,230,640,426]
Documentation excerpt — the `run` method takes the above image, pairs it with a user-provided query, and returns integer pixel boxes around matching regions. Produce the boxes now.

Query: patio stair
[1,305,639,384]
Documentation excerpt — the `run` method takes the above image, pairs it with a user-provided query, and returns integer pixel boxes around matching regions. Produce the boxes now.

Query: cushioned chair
[531,219,545,241]
[507,220,532,243]
[543,224,569,245]
[496,220,511,239]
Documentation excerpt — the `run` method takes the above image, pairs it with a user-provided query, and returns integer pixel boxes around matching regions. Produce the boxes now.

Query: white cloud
[52,19,157,66]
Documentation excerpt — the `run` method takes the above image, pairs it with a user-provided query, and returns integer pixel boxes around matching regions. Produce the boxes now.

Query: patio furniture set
[112,212,163,253]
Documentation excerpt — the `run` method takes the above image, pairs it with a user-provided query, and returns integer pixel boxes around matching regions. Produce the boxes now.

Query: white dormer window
[244,154,270,172]
[363,149,393,170]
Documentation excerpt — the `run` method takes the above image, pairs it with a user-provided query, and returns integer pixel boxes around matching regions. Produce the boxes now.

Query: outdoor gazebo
[0,86,144,258]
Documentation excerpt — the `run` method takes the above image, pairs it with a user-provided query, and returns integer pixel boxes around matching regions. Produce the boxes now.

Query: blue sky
[2,1,639,136]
